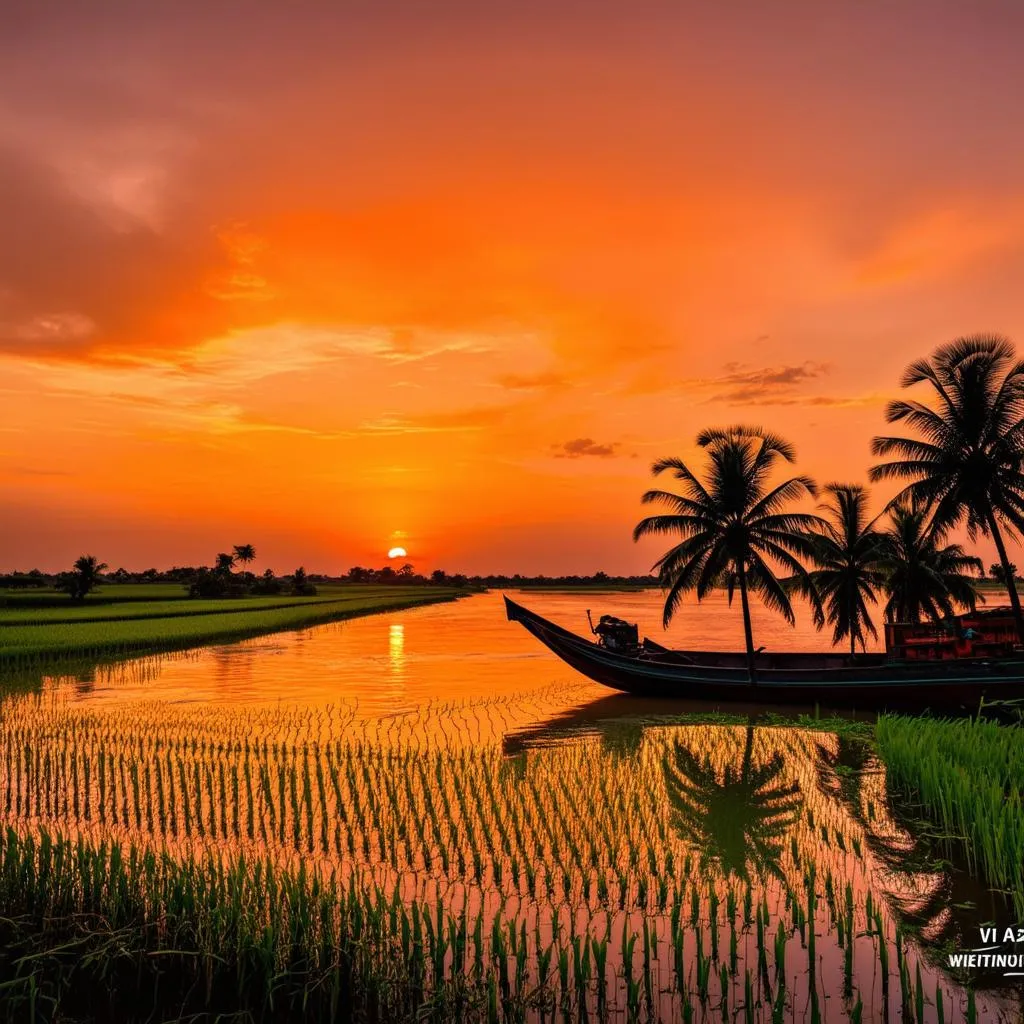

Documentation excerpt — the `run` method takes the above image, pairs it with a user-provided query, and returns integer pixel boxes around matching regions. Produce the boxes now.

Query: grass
[0,586,435,625]
[0,583,193,607]
[0,699,1002,1021]
[0,586,466,668]
[0,826,510,1022]
[875,713,1024,916]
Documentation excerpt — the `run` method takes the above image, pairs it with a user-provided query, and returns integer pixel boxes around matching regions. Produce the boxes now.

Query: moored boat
[504,596,1024,709]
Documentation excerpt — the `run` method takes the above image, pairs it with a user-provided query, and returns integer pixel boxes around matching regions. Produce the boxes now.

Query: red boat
[885,607,1022,661]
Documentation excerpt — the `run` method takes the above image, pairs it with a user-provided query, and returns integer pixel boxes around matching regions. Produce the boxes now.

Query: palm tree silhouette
[662,725,803,882]
[877,502,981,624]
[803,484,887,658]
[233,544,256,572]
[633,426,823,682]
[870,335,1024,641]
[214,552,236,574]
[57,554,109,601]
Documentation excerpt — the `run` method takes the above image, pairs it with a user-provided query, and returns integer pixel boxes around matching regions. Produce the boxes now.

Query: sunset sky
[4,1,1024,574]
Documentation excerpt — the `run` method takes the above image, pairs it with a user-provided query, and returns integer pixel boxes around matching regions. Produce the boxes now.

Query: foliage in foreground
[876,712,1024,916]
[0,824,976,1024]
[0,827,504,1022]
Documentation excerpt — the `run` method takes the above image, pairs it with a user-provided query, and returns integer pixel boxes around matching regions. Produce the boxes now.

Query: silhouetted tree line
[344,566,657,589]
[0,569,47,589]
[187,546,317,598]
[0,546,322,601]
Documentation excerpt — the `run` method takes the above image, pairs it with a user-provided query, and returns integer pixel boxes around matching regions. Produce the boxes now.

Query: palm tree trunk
[985,508,1024,645]
[737,563,758,685]
[741,722,755,780]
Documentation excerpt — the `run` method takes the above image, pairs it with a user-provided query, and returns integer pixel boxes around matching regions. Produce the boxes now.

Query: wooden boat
[504,596,1024,709]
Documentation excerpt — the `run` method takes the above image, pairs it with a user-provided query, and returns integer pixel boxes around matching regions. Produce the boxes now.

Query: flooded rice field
[1,592,1021,1021]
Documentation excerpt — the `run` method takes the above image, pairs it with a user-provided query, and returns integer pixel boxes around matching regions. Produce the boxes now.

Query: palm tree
[877,502,982,624]
[870,335,1024,641]
[633,426,824,682]
[214,552,235,574]
[662,725,803,882]
[56,554,109,601]
[233,544,256,571]
[803,484,887,658]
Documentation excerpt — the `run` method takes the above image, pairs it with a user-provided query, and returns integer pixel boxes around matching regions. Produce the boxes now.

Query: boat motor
[592,613,640,651]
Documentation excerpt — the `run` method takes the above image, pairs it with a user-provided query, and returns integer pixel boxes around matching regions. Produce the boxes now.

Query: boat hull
[504,596,1024,710]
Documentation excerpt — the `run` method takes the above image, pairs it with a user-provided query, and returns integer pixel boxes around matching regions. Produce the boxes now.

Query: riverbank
[0,584,467,670]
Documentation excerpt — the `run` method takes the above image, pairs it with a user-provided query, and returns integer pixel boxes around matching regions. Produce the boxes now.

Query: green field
[876,713,1024,915]
[0,584,466,668]
[0,583,198,607]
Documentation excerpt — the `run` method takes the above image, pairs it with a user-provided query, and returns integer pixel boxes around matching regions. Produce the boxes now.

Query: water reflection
[3,589,884,712]
[664,724,803,882]
[2,591,1021,1016]
[0,686,1019,1019]
[388,622,405,676]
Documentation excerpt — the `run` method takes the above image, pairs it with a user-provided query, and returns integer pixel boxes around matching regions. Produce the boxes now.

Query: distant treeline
[1,566,659,590]
[346,567,657,588]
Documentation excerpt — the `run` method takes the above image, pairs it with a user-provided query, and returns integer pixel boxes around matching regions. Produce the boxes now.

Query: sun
[387,546,407,559]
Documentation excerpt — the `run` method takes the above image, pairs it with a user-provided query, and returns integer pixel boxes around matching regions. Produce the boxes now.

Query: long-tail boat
[504,596,1024,709]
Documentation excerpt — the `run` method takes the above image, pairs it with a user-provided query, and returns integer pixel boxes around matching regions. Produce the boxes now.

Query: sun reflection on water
[388,622,405,677]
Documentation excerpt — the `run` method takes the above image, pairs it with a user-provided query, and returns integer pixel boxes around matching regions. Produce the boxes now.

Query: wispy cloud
[708,360,829,404]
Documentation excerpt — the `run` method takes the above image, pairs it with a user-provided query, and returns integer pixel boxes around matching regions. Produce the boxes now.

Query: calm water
[39,589,880,715]
[3,590,1021,1021]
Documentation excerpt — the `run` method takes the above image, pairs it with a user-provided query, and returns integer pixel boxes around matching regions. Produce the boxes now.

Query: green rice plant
[876,714,1024,916]
[0,699,1003,1022]
[0,590,466,667]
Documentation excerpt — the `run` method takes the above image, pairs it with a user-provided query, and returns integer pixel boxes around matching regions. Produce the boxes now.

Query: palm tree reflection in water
[663,723,803,882]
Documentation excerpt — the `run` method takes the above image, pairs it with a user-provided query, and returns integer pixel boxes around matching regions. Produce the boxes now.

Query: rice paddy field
[0,583,466,666]
[0,589,1022,1022]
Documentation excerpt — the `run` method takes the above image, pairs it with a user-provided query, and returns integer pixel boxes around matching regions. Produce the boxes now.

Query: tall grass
[875,714,1024,916]
[0,821,974,1023]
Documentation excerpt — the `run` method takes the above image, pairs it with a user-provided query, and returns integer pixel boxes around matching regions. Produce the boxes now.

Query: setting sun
[387,547,407,559]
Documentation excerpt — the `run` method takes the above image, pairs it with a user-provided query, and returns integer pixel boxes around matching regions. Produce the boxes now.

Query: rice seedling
[0,588,467,667]
[0,691,1016,1022]
[876,713,1024,916]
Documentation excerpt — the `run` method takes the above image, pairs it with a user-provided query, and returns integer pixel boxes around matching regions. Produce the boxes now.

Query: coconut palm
[662,725,803,882]
[877,502,982,624]
[633,426,824,682]
[233,544,256,571]
[56,554,109,601]
[870,334,1024,641]
[803,484,888,657]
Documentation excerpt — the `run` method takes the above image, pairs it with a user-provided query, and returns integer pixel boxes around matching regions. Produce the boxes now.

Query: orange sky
[4,1,1024,574]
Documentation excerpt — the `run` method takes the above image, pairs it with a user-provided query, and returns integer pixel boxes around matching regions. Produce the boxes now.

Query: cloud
[619,358,887,408]
[708,361,829,403]
[0,312,96,345]
[553,438,620,459]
